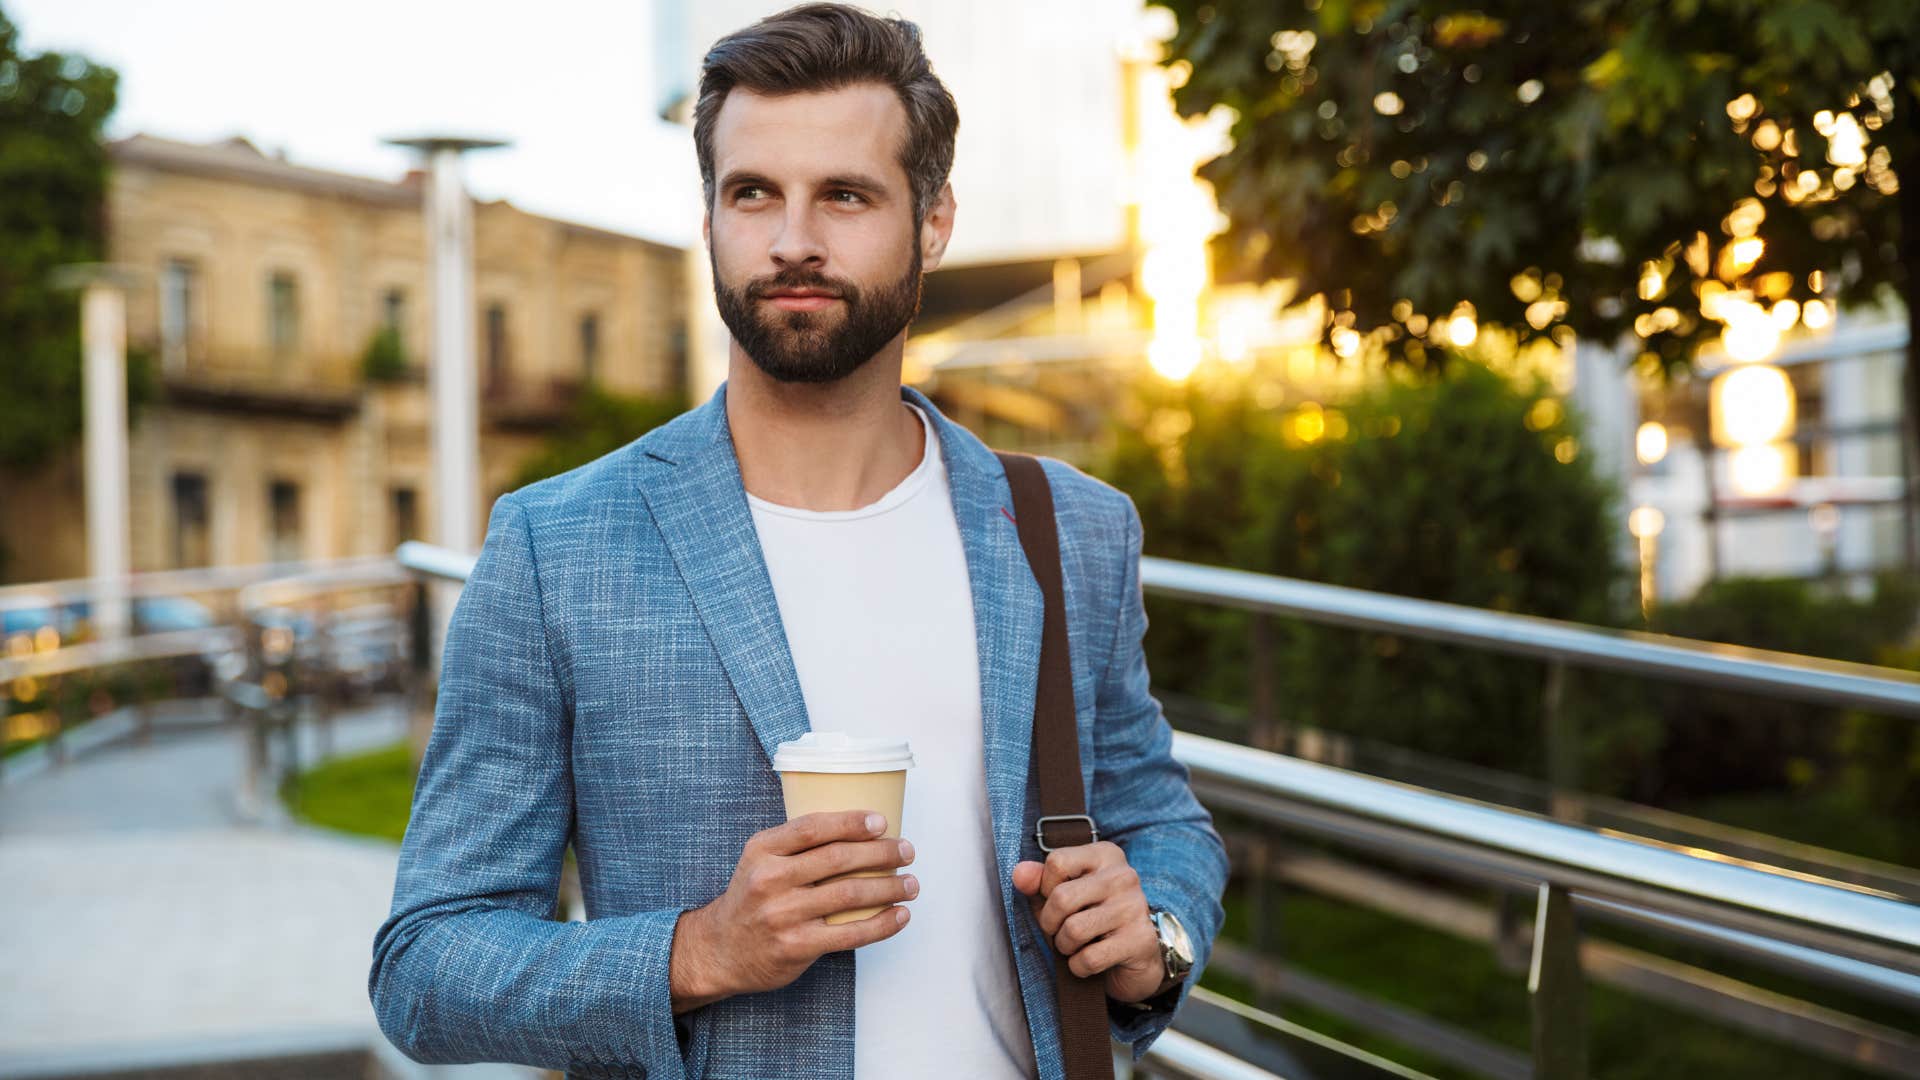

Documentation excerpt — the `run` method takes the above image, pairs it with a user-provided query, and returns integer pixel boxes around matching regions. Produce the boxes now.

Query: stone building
[1,133,689,584]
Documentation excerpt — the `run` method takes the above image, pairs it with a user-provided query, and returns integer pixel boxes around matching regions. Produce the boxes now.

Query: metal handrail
[1140,557,1920,717]
[1175,733,1920,983]
[394,540,477,584]
[0,555,401,612]
[0,626,236,681]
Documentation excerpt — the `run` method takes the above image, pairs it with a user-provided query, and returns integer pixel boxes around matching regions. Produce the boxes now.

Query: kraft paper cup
[771,732,915,925]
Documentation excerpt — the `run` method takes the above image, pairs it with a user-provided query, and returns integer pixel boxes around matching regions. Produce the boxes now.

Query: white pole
[81,281,131,643]
[425,145,480,559]
[383,135,506,692]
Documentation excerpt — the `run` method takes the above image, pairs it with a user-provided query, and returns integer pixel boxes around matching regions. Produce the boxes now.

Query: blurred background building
[0,132,688,583]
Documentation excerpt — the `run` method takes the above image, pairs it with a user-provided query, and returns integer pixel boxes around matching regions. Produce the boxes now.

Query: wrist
[669,905,729,1015]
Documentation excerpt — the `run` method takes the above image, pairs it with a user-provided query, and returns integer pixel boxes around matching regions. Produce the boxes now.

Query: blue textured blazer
[369,381,1228,1080]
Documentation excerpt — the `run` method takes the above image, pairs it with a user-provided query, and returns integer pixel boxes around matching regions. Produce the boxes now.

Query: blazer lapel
[636,383,811,767]
[907,385,1045,884]
[634,380,1045,881]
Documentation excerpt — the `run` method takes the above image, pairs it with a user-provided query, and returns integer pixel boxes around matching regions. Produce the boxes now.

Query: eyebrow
[718,170,892,199]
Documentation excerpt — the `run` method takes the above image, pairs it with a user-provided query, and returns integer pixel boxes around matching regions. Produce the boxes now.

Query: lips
[763,290,843,312]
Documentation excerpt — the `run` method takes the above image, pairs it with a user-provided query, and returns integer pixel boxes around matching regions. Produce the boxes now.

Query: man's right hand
[669,810,918,1014]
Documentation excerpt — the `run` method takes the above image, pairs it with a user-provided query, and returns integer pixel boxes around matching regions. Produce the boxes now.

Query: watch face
[1156,910,1195,975]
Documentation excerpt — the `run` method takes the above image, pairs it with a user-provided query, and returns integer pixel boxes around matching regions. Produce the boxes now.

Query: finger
[789,837,914,886]
[816,903,912,952]
[1067,936,1125,979]
[1054,901,1130,957]
[757,810,886,857]
[1012,861,1044,896]
[798,871,919,920]
[1038,842,1118,897]
[1037,873,1107,937]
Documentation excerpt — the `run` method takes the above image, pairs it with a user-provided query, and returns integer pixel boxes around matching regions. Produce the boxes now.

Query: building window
[170,471,210,568]
[160,258,199,373]
[580,311,601,383]
[383,287,407,343]
[268,271,300,359]
[485,302,509,384]
[391,486,419,549]
[268,478,302,564]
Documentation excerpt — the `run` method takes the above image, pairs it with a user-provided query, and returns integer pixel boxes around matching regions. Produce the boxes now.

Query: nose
[768,204,827,270]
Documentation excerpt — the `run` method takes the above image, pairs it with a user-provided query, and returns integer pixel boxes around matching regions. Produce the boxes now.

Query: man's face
[705,82,947,384]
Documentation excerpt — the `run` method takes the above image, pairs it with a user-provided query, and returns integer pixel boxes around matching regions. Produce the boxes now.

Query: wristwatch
[1116,908,1195,1011]
[1151,908,1195,985]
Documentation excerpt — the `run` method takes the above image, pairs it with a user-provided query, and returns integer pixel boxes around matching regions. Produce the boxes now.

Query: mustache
[745,269,856,301]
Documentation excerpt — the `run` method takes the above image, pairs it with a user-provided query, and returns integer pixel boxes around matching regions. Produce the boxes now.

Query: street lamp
[381,134,508,557]
[51,262,148,644]
[381,135,508,686]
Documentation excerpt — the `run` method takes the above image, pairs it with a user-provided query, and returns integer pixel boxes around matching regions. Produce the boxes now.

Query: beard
[712,243,925,385]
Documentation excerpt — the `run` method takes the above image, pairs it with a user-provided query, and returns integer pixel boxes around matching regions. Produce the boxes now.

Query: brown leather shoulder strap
[996,450,1114,1080]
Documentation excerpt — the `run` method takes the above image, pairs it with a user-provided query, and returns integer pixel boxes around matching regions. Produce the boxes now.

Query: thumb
[1012,860,1044,896]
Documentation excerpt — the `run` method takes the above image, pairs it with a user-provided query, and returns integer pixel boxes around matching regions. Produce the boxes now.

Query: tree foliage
[0,3,144,472]
[509,385,688,491]
[1153,1,1919,410]
[1094,362,1633,776]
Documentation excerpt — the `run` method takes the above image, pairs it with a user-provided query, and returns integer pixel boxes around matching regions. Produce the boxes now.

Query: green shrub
[360,325,409,382]
[1644,574,1920,805]
[1094,361,1634,778]
[510,384,688,489]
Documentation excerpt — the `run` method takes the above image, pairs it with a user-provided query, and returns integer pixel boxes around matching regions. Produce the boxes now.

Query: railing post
[1542,659,1581,821]
[1249,613,1278,751]
[1246,612,1284,1011]
[49,672,68,767]
[313,593,335,763]
[407,577,435,768]
[1493,888,1531,972]
[1529,882,1588,1080]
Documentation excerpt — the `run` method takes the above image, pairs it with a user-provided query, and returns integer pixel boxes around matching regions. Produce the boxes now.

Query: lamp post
[382,136,508,553]
[381,135,508,688]
[51,263,146,644]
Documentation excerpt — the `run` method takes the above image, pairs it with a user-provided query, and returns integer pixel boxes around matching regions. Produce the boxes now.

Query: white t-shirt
[747,402,1039,1079]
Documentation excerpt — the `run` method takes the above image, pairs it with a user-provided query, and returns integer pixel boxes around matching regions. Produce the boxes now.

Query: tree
[0,3,140,474]
[1153,1,1920,557]
[1093,363,1639,780]
[508,384,688,491]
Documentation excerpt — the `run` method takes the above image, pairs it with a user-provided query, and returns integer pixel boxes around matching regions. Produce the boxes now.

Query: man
[368,4,1227,1078]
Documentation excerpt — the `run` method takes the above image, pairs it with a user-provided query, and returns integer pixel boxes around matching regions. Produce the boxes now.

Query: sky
[10,0,704,248]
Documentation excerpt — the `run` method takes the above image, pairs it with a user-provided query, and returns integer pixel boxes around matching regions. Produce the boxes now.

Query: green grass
[281,740,417,843]
[1215,884,1881,1079]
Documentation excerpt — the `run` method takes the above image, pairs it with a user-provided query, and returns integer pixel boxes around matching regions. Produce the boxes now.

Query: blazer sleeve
[368,491,697,1080]
[1089,495,1230,1060]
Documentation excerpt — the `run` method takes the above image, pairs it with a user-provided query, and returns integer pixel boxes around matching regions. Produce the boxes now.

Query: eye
[733,185,770,202]
[828,189,868,205]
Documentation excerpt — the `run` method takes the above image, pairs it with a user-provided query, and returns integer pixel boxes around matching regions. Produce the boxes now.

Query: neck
[725,336,926,511]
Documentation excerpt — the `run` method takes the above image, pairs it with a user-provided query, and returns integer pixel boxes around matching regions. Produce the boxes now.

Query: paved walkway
[0,698,537,1078]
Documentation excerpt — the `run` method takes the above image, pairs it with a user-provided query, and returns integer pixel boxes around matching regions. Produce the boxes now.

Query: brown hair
[693,3,959,227]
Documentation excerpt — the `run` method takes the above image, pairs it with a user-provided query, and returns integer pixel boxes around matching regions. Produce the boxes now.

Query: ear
[918,182,957,272]
[702,209,711,250]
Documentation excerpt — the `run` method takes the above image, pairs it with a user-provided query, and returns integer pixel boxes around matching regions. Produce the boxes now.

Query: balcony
[482,371,586,431]
[157,349,362,422]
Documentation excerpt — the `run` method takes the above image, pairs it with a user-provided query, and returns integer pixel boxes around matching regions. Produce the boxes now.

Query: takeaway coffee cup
[770,731,916,925]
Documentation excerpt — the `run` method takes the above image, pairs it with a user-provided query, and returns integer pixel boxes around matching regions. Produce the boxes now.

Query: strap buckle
[1035,814,1098,852]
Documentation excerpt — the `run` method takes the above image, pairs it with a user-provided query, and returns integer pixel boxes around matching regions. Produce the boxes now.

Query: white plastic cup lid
[771,731,915,774]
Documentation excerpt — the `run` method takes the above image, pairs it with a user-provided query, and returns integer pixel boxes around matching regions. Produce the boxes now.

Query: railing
[13,544,1919,1078]
[390,542,1920,1079]
[0,558,419,802]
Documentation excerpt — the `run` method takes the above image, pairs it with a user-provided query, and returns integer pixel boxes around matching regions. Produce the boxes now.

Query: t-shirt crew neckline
[745,403,939,522]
